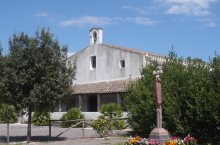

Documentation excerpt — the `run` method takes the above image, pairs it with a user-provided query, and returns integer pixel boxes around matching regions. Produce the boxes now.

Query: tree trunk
[7,122,9,143]
[27,106,32,141]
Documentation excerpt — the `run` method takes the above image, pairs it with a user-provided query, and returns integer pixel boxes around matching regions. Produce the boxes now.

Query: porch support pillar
[97,94,101,111]
[78,95,83,111]
[58,101,62,112]
[117,93,121,106]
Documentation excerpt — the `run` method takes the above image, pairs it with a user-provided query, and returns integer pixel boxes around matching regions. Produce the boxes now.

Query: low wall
[22,112,101,123]
[21,112,127,123]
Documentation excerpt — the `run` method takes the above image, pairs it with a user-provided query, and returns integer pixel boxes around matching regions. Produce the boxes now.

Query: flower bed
[166,135,197,145]
[125,136,159,145]
[124,135,197,145]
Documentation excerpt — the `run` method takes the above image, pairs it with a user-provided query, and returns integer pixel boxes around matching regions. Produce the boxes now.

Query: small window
[93,32,97,44]
[91,56,96,69]
[120,60,125,68]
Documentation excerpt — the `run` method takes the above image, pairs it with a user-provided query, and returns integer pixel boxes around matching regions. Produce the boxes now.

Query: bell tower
[90,28,103,45]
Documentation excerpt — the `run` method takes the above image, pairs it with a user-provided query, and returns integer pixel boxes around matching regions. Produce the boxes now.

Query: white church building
[59,28,165,115]
[20,28,166,122]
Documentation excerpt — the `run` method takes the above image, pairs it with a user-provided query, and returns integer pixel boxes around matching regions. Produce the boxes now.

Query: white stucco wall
[69,44,145,84]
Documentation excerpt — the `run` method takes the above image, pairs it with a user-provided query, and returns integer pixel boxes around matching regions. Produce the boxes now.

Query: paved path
[0,124,127,145]
[27,137,125,145]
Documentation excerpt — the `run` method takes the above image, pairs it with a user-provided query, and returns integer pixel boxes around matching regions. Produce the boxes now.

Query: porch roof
[73,79,130,94]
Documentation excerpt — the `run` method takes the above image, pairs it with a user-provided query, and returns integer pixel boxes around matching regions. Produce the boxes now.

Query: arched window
[93,31,97,44]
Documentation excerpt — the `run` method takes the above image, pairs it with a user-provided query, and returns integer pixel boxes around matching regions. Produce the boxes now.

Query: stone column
[155,75,162,128]
[78,95,82,111]
[117,93,121,106]
[58,101,62,112]
[157,105,162,128]
[97,94,101,111]
[149,69,169,145]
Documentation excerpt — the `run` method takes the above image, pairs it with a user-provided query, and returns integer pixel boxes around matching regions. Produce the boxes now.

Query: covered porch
[61,79,129,112]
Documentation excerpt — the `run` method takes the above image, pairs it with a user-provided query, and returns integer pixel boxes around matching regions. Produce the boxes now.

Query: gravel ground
[0,124,127,145]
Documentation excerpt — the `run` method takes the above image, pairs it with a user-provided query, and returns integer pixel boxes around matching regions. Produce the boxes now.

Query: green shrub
[32,111,50,126]
[92,116,110,137]
[92,103,125,137]
[61,108,84,128]
[99,103,123,118]
[0,104,17,123]
[100,103,125,130]
[113,120,126,130]
[92,117,126,137]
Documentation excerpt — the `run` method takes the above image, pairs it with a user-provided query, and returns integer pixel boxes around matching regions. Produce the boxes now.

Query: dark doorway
[88,95,97,112]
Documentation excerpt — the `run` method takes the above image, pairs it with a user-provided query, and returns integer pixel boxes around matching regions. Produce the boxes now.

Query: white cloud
[59,16,156,27]
[162,0,217,16]
[122,5,148,14]
[122,5,132,9]
[126,17,156,25]
[35,12,49,17]
[206,21,217,27]
[59,16,117,27]
[197,18,217,27]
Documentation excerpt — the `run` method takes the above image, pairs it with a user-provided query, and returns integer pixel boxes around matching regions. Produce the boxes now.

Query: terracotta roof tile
[73,79,130,94]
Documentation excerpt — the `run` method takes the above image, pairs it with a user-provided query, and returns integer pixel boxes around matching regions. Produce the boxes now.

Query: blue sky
[0,0,220,61]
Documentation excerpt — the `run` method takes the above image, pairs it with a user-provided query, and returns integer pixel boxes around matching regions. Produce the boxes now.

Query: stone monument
[149,69,169,144]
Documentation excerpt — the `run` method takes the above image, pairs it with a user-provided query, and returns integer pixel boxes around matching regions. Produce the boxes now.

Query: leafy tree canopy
[2,28,75,111]
[124,50,220,143]
[0,28,75,141]
[0,103,17,123]
[123,63,157,136]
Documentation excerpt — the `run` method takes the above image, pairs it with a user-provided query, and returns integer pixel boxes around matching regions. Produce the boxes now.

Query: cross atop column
[149,67,170,144]
[153,69,163,128]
